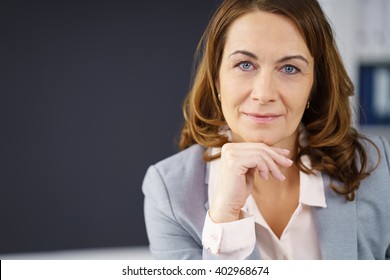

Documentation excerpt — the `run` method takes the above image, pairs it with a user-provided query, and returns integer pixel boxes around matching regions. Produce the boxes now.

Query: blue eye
[238,62,253,71]
[282,65,299,74]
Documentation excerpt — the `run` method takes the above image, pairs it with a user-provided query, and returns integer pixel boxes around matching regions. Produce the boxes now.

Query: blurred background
[0,0,389,259]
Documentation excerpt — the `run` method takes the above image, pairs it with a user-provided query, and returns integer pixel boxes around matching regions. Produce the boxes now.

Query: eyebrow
[229,50,309,65]
[276,55,309,65]
[229,50,258,59]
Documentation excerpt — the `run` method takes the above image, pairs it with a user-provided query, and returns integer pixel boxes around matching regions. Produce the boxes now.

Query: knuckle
[255,153,265,162]
[221,145,236,164]
[221,143,233,153]
[256,142,267,149]
[257,151,270,162]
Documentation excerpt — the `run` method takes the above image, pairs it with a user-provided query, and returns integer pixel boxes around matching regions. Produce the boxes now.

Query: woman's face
[218,10,314,149]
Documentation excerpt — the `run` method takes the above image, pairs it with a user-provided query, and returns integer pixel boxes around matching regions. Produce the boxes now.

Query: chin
[242,134,279,145]
[231,127,292,146]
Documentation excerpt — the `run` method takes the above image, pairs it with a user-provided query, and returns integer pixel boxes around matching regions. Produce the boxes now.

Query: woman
[142,0,390,259]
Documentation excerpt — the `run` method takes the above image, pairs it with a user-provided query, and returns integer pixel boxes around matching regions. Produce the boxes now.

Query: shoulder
[354,135,390,258]
[142,145,208,258]
[142,144,209,239]
[153,144,206,185]
[355,134,390,224]
[153,144,207,181]
[142,144,207,196]
[359,134,390,174]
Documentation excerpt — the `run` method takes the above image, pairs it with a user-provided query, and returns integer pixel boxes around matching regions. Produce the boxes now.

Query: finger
[221,143,293,176]
[237,154,269,179]
[231,148,288,181]
[260,147,293,168]
[240,146,293,169]
[256,150,286,181]
[239,153,282,181]
[222,142,290,159]
[273,153,294,168]
[270,147,291,156]
[259,170,269,180]
[235,143,292,164]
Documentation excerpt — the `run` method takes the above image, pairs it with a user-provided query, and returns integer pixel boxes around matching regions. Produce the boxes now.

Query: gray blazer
[142,135,390,259]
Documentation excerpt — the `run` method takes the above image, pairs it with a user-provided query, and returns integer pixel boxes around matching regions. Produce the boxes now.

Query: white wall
[320,0,390,139]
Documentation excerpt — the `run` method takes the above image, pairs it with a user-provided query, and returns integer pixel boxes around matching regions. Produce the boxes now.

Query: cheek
[291,79,312,99]
[281,86,311,115]
[220,82,246,108]
[221,74,253,98]
[221,94,248,120]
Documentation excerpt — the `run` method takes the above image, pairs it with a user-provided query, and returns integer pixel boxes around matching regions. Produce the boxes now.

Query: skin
[210,10,314,237]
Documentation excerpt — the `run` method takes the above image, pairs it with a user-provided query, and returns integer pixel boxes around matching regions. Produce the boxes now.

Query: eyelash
[235,61,301,75]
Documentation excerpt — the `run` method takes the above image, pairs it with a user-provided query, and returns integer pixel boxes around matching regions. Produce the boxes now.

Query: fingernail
[283,149,290,154]
[286,158,293,165]
[279,174,286,181]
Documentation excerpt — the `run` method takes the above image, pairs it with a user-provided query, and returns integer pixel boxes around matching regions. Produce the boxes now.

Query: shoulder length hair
[179,0,379,201]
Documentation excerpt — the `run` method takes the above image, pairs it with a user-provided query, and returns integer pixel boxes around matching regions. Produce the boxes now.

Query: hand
[209,142,293,223]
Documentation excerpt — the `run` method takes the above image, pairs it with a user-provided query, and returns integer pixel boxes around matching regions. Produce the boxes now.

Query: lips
[245,112,281,123]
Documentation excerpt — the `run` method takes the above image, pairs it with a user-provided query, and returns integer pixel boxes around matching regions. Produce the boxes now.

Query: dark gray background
[0,0,220,254]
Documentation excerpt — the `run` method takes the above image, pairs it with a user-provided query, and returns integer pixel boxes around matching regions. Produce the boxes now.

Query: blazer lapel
[312,174,358,259]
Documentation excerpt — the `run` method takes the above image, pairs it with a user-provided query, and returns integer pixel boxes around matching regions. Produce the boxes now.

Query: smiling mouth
[245,113,281,124]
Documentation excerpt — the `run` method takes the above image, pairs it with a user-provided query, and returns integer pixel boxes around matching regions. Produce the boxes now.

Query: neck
[253,163,300,199]
[273,129,300,161]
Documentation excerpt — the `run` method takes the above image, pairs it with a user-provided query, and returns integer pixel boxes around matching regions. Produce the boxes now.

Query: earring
[218,94,221,101]
[306,101,310,109]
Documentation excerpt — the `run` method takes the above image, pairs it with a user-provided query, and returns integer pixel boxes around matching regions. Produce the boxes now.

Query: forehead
[223,10,311,58]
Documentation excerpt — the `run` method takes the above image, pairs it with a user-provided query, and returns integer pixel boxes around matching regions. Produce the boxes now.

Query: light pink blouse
[202,149,327,260]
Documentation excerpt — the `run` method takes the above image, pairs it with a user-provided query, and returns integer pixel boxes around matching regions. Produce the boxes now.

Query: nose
[251,71,277,104]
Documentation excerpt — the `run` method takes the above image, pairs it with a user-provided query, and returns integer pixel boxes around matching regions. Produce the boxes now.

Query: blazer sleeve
[380,136,390,173]
[142,165,202,260]
[380,136,390,260]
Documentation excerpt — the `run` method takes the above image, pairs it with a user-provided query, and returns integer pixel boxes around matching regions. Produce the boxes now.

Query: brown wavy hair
[179,0,379,201]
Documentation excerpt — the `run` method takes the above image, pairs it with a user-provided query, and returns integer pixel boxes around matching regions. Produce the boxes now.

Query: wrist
[209,207,241,223]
